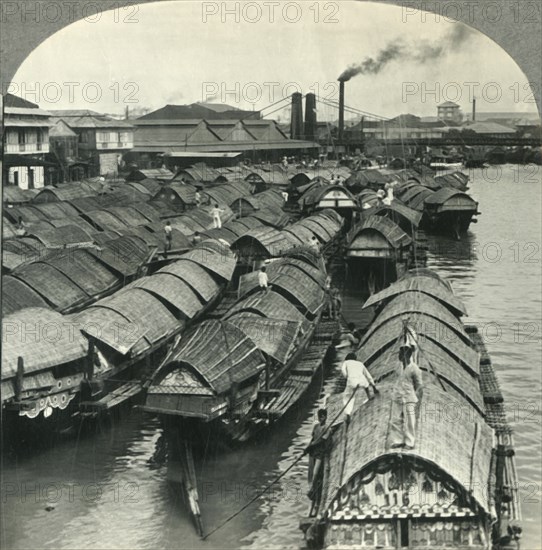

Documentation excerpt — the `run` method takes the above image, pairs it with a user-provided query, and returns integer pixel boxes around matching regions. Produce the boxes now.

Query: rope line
[201,385,360,540]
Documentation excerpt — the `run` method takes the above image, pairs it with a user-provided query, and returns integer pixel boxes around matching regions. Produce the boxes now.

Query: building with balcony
[3,93,53,189]
[437,101,463,124]
[49,110,134,177]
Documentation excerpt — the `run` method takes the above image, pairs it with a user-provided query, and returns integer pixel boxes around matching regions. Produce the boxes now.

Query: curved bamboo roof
[369,200,423,228]
[153,320,266,394]
[83,209,129,231]
[357,314,479,374]
[127,273,203,318]
[320,267,496,522]
[3,186,34,204]
[75,288,178,356]
[223,313,301,365]
[87,235,149,277]
[181,246,237,281]
[362,292,470,345]
[2,276,50,316]
[2,307,88,380]
[348,215,411,252]
[159,260,221,302]
[299,184,356,209]
[363,276,467,316]
[425,187,478,207]
[321,381,494,516]
[32,202,80,219]
[226,289,307,324]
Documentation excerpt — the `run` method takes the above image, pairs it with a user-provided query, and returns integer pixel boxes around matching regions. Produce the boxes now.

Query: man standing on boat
[305,408,330,512]
[164,220,173,257]
[341,352,378,419]
[210,203,225,228]
[389,345,423,450]
[258,266,269,293]
[335,323,360,350]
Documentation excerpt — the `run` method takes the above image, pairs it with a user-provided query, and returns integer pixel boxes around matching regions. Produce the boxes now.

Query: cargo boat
[300,270,521,550]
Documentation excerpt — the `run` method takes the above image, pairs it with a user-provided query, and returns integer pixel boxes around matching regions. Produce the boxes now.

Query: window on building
[18,130,26,144]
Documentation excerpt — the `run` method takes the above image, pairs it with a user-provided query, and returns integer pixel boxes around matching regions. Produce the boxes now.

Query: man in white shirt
[309,236,320,252]
[341,352,378,418]
[210,203,225,228]
[164,221,173,257]
[389,345,423,450]
[258,267,269,293]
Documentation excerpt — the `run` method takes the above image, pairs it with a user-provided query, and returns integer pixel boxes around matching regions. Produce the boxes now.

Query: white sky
[11,1,539,120]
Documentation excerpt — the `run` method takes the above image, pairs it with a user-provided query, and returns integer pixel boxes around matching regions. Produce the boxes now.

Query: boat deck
[256,318,339,421]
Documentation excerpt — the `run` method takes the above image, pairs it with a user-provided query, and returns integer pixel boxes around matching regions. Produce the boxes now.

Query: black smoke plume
[338,24,474,81]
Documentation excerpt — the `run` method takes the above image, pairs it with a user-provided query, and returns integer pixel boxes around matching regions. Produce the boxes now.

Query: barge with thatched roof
[1,241,237,434]
[300,270,521,550]
[143,249,339,444]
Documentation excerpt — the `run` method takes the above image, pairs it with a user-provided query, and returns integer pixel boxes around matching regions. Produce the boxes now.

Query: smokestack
[472,96,476,122]
[304,93,317,141]
[290,92,303,139]
[338,80,345,143]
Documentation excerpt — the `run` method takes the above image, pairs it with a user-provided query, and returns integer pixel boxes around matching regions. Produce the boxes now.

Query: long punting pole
[180,439,204,537]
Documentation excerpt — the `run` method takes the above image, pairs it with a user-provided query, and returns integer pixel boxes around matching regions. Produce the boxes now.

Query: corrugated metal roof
[2,308,87,380]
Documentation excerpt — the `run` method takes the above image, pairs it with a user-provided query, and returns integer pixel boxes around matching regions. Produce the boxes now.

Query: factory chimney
[304,93,317,141]
[290,92,304,139]
[472,96,476,122]
[338,80,345,143]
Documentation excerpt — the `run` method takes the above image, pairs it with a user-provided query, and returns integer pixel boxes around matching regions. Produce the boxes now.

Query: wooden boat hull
[422,209,478,236]
[145,315,335,447]
[300,272,521,550]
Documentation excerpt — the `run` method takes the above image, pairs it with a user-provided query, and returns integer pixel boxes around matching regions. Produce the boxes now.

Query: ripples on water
[1,166,541,549]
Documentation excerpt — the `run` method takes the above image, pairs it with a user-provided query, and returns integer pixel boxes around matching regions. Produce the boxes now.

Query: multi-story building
[49,110,134,177]
[437,101,463,124]
[3,93,52,189]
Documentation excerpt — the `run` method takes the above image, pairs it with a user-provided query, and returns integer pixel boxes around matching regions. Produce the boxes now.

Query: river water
[2,165,541,550]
